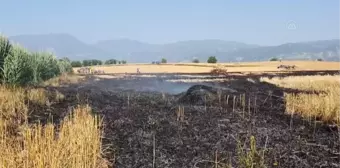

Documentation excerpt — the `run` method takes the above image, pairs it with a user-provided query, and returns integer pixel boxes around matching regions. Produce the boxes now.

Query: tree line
[159,56,218,64]
[190,56,217,63]
[72,56,218,66]
[71,59,127,67]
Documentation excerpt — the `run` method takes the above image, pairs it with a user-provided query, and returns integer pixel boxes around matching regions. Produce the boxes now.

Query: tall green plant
[57,59,73,74]
[1,34,73,86]
[0,35,12,80]
[30,52,61,83]
[2,45,32,85]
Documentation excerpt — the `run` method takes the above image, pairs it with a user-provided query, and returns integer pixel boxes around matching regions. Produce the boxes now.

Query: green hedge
[0,35,73,86]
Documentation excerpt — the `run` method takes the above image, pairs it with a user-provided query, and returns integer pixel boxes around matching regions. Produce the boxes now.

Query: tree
[192,58,200,63]
[161,58,167,63]
[269,57,279,61]
[118,61,121,64]
[207,56,217,63]
[316,58,324,61]
[82,60,90,66]
[71,61,82,67]
[60,57,71,63]
[121,60,127,64]
[105,59,117,65]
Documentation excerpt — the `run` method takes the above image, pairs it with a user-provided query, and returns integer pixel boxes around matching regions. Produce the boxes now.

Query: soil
[32,73,339,168]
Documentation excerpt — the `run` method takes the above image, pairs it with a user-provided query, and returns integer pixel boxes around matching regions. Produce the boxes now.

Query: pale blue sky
[0,0,339,45]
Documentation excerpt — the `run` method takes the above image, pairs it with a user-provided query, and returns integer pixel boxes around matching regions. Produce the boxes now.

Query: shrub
[269,57,279,61]
[58,58,73,74]
[192,58,199,63]
[104,59,117,65]
[207,56,217,63]
[161,58,167,63]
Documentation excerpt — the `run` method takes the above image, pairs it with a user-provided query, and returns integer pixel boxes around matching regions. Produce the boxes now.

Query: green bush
[105,59,117,65]
[58,58,73,74]
[269,57,279,61]
[192,58,199,63]
[207,56,217,63]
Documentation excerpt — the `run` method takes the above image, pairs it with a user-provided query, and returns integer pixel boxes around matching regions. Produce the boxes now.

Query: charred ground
[30,72,340,168]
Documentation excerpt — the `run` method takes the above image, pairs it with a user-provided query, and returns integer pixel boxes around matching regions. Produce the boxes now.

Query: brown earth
[30,72,339,168]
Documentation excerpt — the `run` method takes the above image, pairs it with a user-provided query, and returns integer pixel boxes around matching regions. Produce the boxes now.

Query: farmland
[66,61,340,167]
[74,61,340,74]
[54,71,340,167]
[1,35,340,167]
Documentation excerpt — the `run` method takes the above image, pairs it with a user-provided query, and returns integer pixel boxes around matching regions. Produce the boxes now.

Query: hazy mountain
[8,33,340,63]
[217,39,340,62]
[94,39,160,62]
[95,39,259,62]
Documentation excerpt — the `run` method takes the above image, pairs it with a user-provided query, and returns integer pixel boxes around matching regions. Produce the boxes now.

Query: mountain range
[8,33,340,63]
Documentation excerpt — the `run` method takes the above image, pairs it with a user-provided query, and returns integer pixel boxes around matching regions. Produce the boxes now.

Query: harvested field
[18,71,337,168]
[74,61,340,74]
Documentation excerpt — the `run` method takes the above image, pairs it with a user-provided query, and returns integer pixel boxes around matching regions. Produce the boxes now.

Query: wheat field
[261,75,340,124]
[0,85,107,168]
[75,61,340,74]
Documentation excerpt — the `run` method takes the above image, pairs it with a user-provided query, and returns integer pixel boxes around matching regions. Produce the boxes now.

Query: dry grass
[74,61,340,74]
[0,85,108,168]
[43,73,84,87]
[261,75,340,124]
[54,90,65,102]
[27,88,48,106]
[0,85,27,123]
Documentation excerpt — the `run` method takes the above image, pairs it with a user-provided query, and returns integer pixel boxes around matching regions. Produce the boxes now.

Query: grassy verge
[261,75,340,124]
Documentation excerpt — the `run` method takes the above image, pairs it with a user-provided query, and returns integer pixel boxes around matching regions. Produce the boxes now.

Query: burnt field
[40,72,340,168]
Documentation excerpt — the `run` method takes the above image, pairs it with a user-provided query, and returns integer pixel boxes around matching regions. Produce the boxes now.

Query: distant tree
[316,58,324,61]
[207,56,217,63]
[161,58,167,63]
[118,61,121,64]
[82,60,90,66]
[121,60,127,64]
[97,60,103,65]
[82,59,102,66]
[269,57,279,61]
[94,59,103,65]
[105,59,117,65]
[71,61,82,67]
[192,58,200,63]
[61,57,71,63]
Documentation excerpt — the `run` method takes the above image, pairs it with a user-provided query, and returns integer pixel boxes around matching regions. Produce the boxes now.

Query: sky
[0,0,339,46]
